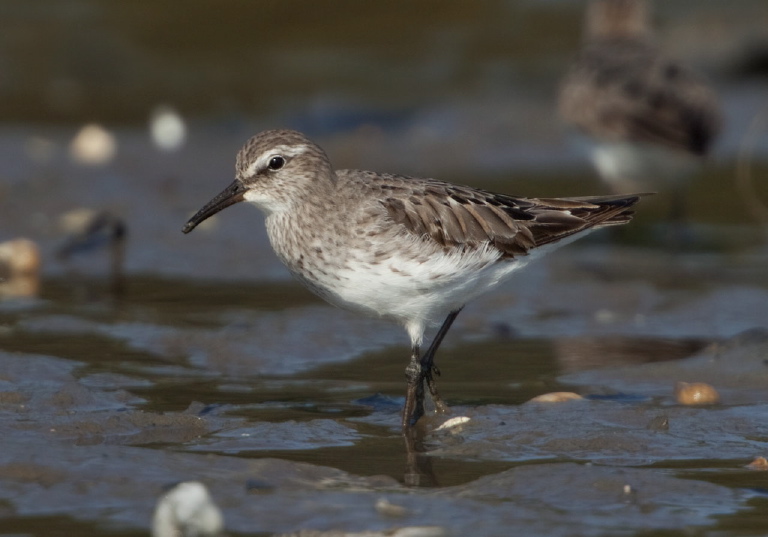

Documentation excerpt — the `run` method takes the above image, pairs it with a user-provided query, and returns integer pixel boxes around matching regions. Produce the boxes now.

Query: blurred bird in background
[558,0,721,226]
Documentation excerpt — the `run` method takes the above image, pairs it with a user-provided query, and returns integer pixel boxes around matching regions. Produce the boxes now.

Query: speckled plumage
[183,129,644,429]
[558,0,720,191]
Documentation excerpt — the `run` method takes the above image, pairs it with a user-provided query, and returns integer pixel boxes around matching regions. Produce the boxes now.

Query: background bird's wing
[559,40,720,155]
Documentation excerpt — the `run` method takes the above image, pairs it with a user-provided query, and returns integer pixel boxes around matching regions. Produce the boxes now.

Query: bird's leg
[402,308,463,429]
[420,308,463,414]
[402,344,425,429]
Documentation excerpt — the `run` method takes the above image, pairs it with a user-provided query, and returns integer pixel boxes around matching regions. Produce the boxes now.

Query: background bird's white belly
[591,140,699,192]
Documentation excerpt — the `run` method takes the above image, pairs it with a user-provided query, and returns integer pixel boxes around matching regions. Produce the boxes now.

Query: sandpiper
[558,0,720,197]
[183,129,644,430]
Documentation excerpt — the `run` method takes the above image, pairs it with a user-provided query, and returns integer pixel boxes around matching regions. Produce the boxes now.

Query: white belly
[309,238,563,333]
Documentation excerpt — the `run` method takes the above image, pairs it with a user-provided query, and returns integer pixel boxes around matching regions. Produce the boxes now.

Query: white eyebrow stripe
[245,144,311,177]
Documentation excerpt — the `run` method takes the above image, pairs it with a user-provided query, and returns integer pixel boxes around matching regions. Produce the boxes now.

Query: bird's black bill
[182,180,247,234]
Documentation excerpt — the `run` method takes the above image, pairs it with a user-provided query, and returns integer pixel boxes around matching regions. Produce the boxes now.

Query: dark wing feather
[522,194,640,247]
[381,180,643,258]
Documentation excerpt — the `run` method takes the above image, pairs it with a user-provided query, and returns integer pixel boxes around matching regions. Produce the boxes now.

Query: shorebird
[183,129,644,430]
[558,0,720,205]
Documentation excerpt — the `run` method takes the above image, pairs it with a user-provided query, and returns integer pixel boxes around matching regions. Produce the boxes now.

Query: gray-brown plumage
[183,129,645,430]
[559,0,720,192]
[381,182,636,257]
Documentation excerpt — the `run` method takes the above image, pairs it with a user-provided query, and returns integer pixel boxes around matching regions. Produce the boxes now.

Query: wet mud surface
[2,241,768,536]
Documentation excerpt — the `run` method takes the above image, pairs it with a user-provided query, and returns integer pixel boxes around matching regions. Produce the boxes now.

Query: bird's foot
[403,357,450,430]
[423,367,450,415]
[402,360,426,429]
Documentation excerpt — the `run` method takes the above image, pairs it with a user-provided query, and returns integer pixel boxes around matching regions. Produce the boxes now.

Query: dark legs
[401,308,463,430]
[402,346,426,430]
[421,308,462,413]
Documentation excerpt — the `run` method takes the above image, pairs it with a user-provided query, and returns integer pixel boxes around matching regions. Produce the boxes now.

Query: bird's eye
[267,156,285,171]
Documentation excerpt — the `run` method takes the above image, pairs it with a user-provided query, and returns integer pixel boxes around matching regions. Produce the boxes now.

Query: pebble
[527,392,584,403]
[674,382,720,405]
[746,456,768,470]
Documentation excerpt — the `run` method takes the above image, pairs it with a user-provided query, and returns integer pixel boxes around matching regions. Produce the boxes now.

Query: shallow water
[3,243,768,536]
[2,1,768,536]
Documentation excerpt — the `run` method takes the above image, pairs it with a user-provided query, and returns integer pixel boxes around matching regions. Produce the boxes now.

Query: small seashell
[375,498,409,517]
[527,392,584,403]
[150,105,187,151]
[69,123,116,166]
[152,481,223,537]
[746,456,768,470]
[0,239,40,278]
[434,416,470,431]
[674,382,720,405]
[0,239,41,298]
[390,527,447,537]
